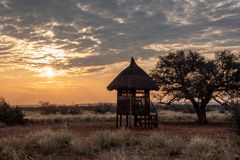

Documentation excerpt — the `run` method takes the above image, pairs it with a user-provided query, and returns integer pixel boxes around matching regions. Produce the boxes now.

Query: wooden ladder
[150,101,158,128]
[135,102,158,128]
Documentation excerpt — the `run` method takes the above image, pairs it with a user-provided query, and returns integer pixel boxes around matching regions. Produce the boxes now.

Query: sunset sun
[41,67,55,77]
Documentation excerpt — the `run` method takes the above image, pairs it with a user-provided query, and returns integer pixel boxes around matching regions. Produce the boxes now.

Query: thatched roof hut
[107,57,159,128]
[107,57,159,91]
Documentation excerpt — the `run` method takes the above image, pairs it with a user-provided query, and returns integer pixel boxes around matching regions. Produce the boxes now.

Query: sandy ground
[0,122,232,138]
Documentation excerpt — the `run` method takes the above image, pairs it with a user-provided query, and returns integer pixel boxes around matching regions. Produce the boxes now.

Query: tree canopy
[151,50,240,124]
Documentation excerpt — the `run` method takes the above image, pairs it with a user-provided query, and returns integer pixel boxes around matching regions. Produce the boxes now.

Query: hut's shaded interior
[107,58,159,128]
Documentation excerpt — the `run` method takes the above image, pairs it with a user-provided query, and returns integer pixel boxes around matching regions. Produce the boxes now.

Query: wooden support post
[129,94,132,128]
[134,115,137,127]
[116,113,119,128]
[120,115,122,127]
[156,115,158,128]
[126,115,128,128]
[148,116,150,127]
[144,115,146,128]
[140,115,142,127]
[129,115,131,128]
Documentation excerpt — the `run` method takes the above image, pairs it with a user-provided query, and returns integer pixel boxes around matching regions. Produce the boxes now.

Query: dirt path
[0,122,232,138]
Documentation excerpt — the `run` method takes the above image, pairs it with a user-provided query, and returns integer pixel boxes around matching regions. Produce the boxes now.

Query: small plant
[0,97,24,125]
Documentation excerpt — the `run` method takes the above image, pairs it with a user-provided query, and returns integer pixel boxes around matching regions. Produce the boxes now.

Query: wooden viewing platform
[107,57,159,128]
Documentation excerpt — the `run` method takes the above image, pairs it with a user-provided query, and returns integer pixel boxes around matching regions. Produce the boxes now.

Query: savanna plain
[0,102,240,160]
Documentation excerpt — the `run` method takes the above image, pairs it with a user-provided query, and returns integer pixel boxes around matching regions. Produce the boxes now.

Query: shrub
[39,101,58,114]
[0,98,24,125]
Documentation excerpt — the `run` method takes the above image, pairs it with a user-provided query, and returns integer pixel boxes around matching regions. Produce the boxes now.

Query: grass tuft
[25,129,72,154]
[100,148,140,160]
[164,136,185,156]
[187,136,215,160]
[71,137,99,155]
[93,129,129,150]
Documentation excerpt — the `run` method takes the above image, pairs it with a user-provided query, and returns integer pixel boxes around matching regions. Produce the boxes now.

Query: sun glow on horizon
[39,67,55,77]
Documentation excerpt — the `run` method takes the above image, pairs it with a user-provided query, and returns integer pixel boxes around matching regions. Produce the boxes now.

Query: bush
[39,101,58,114]
[0,98,24,125]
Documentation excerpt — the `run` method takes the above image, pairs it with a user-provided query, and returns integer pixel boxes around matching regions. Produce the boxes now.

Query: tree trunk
[193,104,208,124]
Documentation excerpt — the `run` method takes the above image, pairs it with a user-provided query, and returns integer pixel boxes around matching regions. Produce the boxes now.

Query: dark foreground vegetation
[0,129,240,160]
[0,98,24,125]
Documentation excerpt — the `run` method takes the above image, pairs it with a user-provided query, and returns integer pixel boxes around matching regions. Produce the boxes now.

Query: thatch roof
[107,57,159,91]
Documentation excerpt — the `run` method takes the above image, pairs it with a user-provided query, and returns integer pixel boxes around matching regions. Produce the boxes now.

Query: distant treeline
[19,103,116,114]
[18,102,235,115]
[155,103,235,114]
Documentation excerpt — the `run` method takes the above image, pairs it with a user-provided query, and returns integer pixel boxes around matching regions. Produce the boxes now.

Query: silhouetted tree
[151,50,240,124]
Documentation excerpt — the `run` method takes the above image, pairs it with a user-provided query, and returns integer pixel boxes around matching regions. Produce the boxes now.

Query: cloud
[0,0,239,76]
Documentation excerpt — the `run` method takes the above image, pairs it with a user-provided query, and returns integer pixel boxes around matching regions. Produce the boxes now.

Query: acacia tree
[151,50,240,124]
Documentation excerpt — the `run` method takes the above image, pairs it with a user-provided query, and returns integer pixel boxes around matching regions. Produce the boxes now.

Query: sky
[0,0,240,104]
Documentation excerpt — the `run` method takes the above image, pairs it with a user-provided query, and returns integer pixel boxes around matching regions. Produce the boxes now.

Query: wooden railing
[116,96,159,128]
[117,96,150,115]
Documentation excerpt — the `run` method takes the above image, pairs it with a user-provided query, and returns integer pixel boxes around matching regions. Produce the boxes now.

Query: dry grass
[0,129,240,160]
[71,129,129,157]
[71,137,98,155]
[23,110,231,125]
[186,136,216,160]
[143,132,185,156]
[25,129,73,154]
[24,110,115,124]
[159,110,231,123]
[100,148,141,160]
